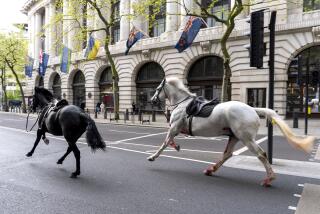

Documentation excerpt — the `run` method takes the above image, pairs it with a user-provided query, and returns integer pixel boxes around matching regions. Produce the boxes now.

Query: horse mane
[35,87,54,101]
[166,77,196,97]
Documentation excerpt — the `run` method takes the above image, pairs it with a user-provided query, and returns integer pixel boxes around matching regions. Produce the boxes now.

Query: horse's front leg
[26,129,44,157]
[147,125,180,161]
[147,137,173,161]
[42,133,49,145]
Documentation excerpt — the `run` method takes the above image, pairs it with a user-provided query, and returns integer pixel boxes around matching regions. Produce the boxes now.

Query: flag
[84,35,100,59]
[60,46,72,73]
[38,50,49,77]
[24,56,34,78]
[125,26,147,55]
[175,16,206,53]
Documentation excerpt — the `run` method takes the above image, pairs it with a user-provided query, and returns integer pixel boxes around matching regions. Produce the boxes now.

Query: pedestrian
[96,102,101,113]
[100,102,105,115]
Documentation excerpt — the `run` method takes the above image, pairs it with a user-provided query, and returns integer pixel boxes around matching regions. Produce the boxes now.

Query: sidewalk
[92,112,320,138]
[2,111,319,138]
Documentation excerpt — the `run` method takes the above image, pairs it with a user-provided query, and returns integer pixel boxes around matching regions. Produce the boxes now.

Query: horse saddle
[52,99,69,112]
[186,97,219,118]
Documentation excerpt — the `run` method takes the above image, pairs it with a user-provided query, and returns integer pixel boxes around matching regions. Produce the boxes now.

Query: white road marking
[175,136,228,141]
[288,206,296,211]
[294,194,301,198]
[106,129,151,135]
[112,132,167,143]
[233,136,268,156]
[145,148,222,154]
[108,145,215,165]
[298,184,304,187]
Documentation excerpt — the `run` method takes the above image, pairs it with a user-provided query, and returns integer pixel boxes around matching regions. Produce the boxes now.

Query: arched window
[287,46,320,116]
[52,74,61,99]
[187,56,223,100]
[72,70,85,107]
[99,67,113,108]
[136,62,165,110]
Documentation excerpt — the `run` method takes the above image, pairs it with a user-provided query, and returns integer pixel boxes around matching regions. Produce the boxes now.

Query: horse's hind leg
[245,141,275,187]
[57,146,72,165]
[204,136,238,176]
[26,129,43,157]
[69,143,81,178]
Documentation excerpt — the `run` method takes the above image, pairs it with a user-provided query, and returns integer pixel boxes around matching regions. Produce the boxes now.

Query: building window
[111,0,120,44]
[287,45,320,115]
[149,4,166,37]
[188,56,224,101]
[247,88,266,108]
[201,0,230,27]
[136,62,165,110]
[303,0,320,12]
[99,67,113,109]
[52,74,61,99]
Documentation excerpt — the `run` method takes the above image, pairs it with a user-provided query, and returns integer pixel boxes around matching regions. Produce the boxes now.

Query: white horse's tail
[254,108,315,153]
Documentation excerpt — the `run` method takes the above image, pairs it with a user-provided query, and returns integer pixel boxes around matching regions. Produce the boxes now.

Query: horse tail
[254,108,315,153]
[80,113,106,152]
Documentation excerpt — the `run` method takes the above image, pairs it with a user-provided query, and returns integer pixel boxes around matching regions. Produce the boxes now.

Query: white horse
[149,77,315,187]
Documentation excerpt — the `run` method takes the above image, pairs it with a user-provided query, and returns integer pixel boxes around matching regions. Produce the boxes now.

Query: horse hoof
[26,152,33,157]
[203,169,213,176]
[261,178,273,187]
[57,160,63,165]
[175,144,180,152]
[70,172,80,178]
[147,156,155,161]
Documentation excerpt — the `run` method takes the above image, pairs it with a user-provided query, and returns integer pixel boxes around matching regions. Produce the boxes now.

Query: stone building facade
[22,0,320,116]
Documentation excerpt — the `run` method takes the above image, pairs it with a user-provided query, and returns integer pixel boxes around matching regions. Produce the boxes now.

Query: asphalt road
[0,112,319,214]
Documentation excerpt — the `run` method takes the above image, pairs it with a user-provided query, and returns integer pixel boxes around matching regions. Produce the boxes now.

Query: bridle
[153,78,192,109]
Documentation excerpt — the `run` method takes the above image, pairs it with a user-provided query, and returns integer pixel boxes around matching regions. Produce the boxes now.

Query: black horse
[27,87,106,178]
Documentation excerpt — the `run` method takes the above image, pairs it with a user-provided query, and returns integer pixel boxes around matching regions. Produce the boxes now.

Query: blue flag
[125,26,146,55]
[38,50,49,77]
[175,16,206,53]
[61,46,72,73]
[24,56,34,78]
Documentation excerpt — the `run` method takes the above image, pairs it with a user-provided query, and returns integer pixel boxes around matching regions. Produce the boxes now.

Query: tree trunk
[104,43,120,120]
[0,72,8,112]
[220,1,243,102]
[6,63,27,113]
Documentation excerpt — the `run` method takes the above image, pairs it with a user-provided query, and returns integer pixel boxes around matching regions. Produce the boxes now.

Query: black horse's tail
[80,113,106,151]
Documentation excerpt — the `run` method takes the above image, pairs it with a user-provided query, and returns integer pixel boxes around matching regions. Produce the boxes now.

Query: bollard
[95,110,97,119]
[166,110,170,123]
[104,109,107,119]
[152,111,156,122]
[293,112,298,128]
[138,110,142,121]
[125,109,129,120]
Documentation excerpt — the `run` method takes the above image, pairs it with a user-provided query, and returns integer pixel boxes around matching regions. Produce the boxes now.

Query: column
[119,0,131,41]
[49,1,56,57]
[94,0,108,41]
[63,0,69,46]
[180,0,193,29]
[130,0,144,31]
[166,0,179,32]
[45,5,50,54]
[28,15,33,58]
[34,12,42,60]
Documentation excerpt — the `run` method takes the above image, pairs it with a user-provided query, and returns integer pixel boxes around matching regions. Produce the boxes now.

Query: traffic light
[250,10,264,68]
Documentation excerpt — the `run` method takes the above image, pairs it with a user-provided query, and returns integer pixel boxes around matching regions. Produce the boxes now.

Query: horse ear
[34,87,38,92]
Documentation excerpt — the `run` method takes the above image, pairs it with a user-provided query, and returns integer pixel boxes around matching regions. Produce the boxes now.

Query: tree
[51,0,121,119]
[0,33,28,113]
[0,64,8,112]
[133,0,251,102]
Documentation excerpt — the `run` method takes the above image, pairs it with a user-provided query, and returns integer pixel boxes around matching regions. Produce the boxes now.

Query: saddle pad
[186,97,219,118]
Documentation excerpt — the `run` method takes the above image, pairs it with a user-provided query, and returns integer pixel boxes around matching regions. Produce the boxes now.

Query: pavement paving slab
[295,183,320,214]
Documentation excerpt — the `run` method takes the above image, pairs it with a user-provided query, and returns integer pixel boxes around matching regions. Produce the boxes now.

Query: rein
[26,110,40,132]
